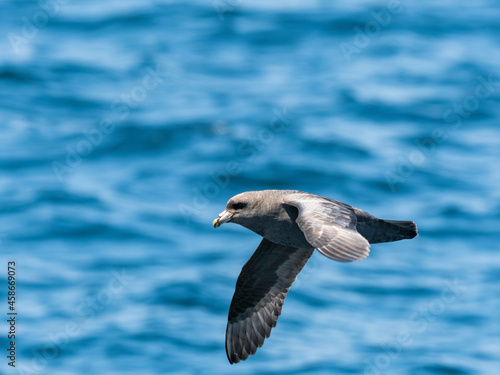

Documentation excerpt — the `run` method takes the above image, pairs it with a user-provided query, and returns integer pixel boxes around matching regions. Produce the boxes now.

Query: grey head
[213,190,309,246]
[214,190,291,231]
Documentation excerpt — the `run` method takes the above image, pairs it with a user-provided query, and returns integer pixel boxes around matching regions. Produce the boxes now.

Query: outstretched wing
[284,194,370,262]
[226,238,313,364]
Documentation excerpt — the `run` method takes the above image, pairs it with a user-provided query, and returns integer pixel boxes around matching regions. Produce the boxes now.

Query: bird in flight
[213,190,418,364]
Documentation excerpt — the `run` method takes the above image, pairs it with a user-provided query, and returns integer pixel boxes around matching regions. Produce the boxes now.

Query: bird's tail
[368,219,418,244]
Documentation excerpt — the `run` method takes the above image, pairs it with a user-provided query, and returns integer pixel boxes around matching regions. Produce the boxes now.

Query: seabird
[213,190,418,364]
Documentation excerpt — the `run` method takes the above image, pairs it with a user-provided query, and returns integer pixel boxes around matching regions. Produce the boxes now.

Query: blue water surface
[1,1,499,374]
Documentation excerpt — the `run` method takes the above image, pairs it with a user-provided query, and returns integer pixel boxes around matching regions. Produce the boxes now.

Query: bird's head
[213,191,263,228]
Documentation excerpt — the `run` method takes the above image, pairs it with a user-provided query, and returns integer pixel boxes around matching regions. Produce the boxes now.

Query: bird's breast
[261,214,312,249]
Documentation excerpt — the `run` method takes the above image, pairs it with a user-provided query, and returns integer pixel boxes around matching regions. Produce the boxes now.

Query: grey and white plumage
[213,190,418,364]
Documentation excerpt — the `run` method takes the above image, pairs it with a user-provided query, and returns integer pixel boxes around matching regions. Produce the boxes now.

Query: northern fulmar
[213,190,418,364]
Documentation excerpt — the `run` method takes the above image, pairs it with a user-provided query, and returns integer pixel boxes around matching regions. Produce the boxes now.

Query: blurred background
[1,0,499,374]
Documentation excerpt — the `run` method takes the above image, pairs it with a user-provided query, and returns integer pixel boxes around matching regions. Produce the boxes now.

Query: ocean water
[1,1,500,374]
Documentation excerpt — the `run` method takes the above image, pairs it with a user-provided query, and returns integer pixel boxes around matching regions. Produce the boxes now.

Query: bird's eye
[232,202,247,210]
